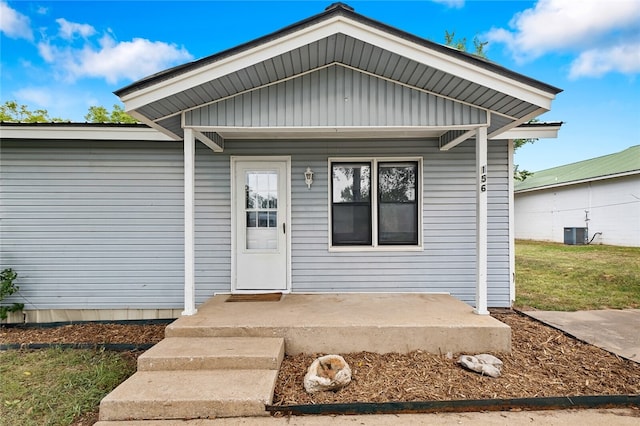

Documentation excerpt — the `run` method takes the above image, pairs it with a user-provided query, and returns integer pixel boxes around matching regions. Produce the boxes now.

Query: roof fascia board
[121,15,557,113]
[488,107,548,140]
[0,125,173,141]
[515,170,640,193]
[499,125,561,140]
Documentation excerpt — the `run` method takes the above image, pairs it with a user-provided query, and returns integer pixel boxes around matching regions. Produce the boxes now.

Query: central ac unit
[564,227,588,245]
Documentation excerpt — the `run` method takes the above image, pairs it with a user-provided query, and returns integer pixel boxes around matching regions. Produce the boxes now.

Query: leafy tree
[0,100,66,122]
[0,100,137,123]
[85,104,137,123]
[444,30,487,58]
[513,138,536,181]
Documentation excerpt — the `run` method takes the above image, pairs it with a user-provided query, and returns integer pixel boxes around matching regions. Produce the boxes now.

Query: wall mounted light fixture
[304,167,314,189]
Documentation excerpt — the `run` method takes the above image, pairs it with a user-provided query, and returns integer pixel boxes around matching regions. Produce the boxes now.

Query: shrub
[1,268,24,320]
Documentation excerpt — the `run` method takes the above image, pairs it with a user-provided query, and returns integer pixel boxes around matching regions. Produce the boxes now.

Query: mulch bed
[272,312,640,405]
[0,322,166,346]
[1,311,639,405]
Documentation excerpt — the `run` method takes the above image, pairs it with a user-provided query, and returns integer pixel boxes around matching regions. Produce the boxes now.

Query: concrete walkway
[523,309,640,363]
[95,408,640,425]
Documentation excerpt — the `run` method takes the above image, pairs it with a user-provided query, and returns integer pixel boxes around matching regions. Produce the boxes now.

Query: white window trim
[328,156,424,252]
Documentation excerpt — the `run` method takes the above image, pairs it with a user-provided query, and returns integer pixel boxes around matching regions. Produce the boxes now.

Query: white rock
[303,354,352,393]
[457,353,503,378]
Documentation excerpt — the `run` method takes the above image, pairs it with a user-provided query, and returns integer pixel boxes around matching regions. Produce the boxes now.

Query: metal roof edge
[0,121,149,128]
[0,122,173,141]
[514,169,640,194]
[514,145,640,192]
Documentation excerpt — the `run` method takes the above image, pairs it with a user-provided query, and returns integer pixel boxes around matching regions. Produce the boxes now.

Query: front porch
[167,293,511,355]
[98,293,510,421]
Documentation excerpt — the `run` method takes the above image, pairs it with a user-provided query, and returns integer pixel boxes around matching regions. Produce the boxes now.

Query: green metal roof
[515,145,640,192]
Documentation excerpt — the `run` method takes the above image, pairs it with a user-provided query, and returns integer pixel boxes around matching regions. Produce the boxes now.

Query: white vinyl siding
[0,140,184,310]
[1,137,511,310]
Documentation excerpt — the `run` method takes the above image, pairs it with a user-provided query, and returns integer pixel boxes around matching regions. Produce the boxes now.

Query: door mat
[226,293,283,302]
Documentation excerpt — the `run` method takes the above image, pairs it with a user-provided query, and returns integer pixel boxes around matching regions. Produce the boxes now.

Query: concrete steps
[98,336,284,421]
[138,337,284,371]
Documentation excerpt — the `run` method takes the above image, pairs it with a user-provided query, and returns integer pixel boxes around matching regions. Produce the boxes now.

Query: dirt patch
[2,312,639,407]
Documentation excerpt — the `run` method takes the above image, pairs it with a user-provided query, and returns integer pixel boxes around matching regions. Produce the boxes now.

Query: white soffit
[121,15,557,114]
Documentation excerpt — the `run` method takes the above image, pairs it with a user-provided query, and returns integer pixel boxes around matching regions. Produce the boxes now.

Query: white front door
[232,158,289,292]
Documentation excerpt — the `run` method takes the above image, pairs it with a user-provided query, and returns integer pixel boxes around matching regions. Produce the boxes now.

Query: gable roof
[515,145,640,193]
[116,2,562,143]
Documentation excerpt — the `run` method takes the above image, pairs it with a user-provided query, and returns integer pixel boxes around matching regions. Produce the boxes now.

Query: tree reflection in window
[332,163,371,245]
[330,160,419,247]
[378,162,418,245]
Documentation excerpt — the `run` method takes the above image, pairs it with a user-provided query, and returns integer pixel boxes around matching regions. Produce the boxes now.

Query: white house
[515,145,640,247]
[0,3,562,322]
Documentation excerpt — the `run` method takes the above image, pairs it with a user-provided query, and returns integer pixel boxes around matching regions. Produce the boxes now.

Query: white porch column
[475,126,489,315]
[182,128,197,316]
[508,139,516,305]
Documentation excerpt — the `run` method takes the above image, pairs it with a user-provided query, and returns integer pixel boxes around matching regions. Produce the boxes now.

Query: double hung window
[330,158,421,249]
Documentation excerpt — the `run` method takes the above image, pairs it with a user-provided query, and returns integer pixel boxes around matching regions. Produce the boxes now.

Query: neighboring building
[0,3,562,322]
[514,145,640,247]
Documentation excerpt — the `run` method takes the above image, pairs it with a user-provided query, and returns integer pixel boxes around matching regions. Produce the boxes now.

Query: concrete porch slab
[166,294,510,355]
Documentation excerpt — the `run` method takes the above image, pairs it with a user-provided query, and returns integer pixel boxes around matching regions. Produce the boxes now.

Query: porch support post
[182,128,197,316]
[475,126,489,315]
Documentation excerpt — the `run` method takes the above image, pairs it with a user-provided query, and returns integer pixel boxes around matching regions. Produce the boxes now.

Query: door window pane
[245,170,278,250]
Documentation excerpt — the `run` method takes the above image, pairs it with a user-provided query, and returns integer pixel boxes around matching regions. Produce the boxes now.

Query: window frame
[328,157,423,252]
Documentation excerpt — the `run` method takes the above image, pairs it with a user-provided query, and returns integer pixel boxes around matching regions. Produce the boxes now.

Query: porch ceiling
[116,3,561,143]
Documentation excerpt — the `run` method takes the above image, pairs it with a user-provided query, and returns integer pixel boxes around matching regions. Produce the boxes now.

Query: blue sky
[1,0,639,171]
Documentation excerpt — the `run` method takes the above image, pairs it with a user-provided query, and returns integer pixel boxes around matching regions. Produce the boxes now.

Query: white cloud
[11,86,108,121]
[56,18,96,40]
[431,0,465,8]
[0,1,33,40]
[38,33,193,84]
[13,86,54,108]
[485,0,640,77]
[570,41,640,79]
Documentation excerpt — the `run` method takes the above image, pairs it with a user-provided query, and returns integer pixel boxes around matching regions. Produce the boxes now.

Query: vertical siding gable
[184,65,487,128]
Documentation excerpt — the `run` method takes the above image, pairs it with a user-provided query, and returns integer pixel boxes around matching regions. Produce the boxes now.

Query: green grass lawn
[0,348,136,425]
[514,240,640,311]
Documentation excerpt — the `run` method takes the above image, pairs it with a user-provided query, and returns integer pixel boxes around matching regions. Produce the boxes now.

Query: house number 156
[480,165,487,192]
